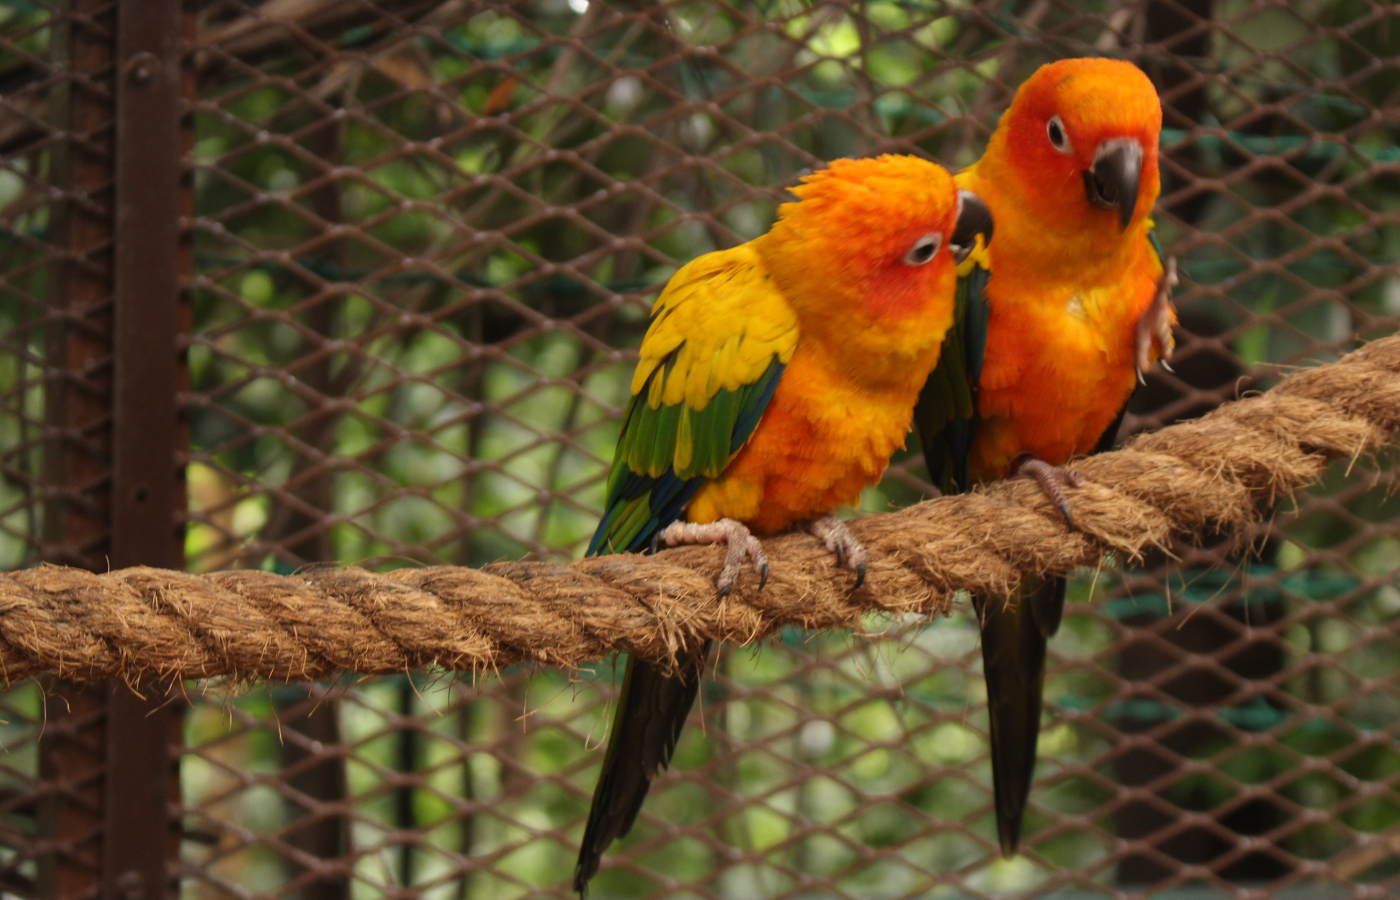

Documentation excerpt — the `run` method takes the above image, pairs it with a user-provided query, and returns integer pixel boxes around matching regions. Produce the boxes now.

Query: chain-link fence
[4,1,1400,897]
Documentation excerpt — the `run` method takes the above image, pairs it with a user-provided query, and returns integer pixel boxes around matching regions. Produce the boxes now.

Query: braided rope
[4,337,1399,685]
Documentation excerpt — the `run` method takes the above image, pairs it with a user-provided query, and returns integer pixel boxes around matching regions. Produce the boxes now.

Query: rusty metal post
[102,1,188,899]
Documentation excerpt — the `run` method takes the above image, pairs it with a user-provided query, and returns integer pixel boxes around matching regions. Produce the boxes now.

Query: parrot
[915,57,1176,857]
[574,154,994,895]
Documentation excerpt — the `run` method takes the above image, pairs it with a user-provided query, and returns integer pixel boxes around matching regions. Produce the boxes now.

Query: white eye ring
[903,232,943,266]
[1047,115,1072,154]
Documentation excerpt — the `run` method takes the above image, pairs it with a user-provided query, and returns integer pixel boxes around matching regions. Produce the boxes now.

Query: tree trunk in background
[1116,8,1291,882]
[1114,571,1292,883]
[273,687,351,900]
[263,111,350,900]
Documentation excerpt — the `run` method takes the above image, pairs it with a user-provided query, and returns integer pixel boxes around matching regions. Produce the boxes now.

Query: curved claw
[649,532,663,555]
[656,519,767,597]
[802,514,867,592]
[1135,256,1178,377]
[1014,455,1086,528]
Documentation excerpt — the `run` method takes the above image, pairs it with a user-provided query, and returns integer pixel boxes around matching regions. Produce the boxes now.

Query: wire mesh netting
[4,0,1400,897]
[0,1,118,892]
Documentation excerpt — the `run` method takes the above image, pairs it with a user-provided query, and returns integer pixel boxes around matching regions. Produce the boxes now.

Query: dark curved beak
[950,190,993,263]
[1083,139,1143,231]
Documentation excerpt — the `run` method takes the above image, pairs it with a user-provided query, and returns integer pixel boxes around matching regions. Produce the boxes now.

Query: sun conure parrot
[574,154,994,894]
[915,57,1176,856]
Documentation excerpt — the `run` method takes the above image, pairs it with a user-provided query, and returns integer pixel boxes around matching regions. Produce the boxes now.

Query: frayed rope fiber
[5,337,1400,685]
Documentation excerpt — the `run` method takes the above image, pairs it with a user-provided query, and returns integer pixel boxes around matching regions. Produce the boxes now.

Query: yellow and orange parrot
[575,155,992,894]
[916,57,1175,856]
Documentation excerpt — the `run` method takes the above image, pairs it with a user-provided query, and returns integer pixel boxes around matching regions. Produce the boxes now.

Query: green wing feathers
[588,246,798,558]
[613,347,785,483]
[590,355,786,556]
[578,245,798,895]
[915,259,990,495]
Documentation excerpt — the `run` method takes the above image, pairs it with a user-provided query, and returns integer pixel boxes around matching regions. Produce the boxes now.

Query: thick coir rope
[4,336,1400,686]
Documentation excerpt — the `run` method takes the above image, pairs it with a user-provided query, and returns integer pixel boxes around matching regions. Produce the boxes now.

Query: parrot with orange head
[916,57,1177,856]
[575,154,993,895]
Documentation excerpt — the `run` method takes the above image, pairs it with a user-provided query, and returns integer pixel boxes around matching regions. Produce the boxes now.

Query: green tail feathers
[574,645,710,895]
[976,575,1065,856]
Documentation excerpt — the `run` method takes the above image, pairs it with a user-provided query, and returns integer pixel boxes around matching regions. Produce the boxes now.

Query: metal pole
[103,1,187,898]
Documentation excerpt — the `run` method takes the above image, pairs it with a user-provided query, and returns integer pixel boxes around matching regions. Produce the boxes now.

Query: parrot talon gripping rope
[1014,454,1087,528]
[802,514,868,591]
[658,519,769,597]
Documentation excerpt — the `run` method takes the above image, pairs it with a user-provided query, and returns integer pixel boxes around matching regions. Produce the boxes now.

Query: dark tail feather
[976,575,1065,856]
[574,644,709,895]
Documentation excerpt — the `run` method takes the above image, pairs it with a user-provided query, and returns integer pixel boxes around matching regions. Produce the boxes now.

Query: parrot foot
[1135,256,1178,383]
[1014,454,1087,527]
[802,514,867,590]
[654,519,768,597]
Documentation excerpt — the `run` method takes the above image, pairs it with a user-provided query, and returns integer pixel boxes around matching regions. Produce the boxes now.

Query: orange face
[997,58,1163,232]
[764,154,968,323]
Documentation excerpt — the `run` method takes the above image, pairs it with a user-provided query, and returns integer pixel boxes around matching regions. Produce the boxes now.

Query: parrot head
[996,57,1162,233]
[761,155,990,332]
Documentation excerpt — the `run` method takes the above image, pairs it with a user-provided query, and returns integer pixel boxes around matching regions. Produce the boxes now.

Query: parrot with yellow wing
[575,154,993,894]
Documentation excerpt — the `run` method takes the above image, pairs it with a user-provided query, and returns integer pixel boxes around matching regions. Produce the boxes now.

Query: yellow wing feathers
[631,245,799,412]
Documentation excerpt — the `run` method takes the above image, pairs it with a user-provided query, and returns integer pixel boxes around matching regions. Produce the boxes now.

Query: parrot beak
[1083,138,1143,231]
[950,190,993,263]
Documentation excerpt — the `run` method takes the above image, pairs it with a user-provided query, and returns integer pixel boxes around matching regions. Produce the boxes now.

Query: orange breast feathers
[686,342,937,534]
[952,58,1169,482]
[968,245,1162,482]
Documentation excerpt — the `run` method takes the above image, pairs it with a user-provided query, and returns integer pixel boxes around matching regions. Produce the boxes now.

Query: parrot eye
[903,232,943,266]
[1047,115,1072,154]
